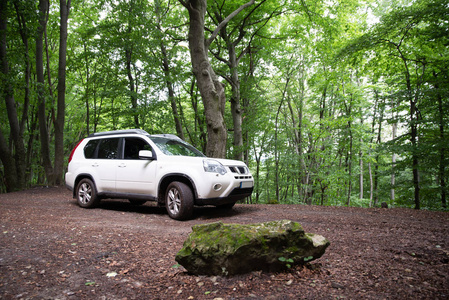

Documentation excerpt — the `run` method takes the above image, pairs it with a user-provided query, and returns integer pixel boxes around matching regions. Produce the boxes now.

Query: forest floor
[0,187,448,299]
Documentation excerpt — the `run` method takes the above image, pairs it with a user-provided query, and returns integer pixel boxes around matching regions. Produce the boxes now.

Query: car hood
[214,158,248,167]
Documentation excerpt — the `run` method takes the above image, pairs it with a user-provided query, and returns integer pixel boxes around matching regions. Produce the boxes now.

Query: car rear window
[84,139,100,159]
[84,138,119,159]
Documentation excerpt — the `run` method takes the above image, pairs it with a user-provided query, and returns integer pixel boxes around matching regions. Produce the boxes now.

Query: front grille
[229,166,249,174]
[228,166,252,180]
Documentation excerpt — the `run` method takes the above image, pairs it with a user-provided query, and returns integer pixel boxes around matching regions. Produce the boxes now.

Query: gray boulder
[175,220,330,276]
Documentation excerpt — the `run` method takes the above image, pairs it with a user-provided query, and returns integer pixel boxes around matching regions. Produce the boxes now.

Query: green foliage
[0,0,447,210]
[303,256,314,262]
[278,256,294,268]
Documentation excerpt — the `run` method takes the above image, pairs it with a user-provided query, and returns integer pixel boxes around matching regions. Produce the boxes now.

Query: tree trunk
[125,47,140,128]
[37,0,56,185]
[398,50,420,209]
[359,114,364,200]
[435,78,447,209]
[228,42,244,160]
[346,136,353,206]
[0,0,27,191]
[54,0,71,185]
[344,92,354,206]
[411,104,420,210]
[374,92,384,206]
[83,41,91,135]
[274,101,282,204]
[180,0,254,158]
[155,0,184,140]
[391,121,397,203]
[189,79,207,152]
[318,82,328,204]
[181,0,227,158]
[161,42,184,140]
[13,2,31,137]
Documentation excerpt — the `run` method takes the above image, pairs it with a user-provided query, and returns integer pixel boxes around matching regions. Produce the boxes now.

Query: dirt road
[1,187,448,299]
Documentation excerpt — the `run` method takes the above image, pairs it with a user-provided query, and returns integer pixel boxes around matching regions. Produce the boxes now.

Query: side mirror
[139,150,155,160]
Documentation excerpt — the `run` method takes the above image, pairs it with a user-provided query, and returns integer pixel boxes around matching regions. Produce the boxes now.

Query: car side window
[84,139,100,159]
[123,137,152,159]
[97,138,119,159]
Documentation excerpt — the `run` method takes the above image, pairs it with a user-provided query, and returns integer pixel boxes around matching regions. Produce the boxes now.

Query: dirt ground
[0,187,448,299]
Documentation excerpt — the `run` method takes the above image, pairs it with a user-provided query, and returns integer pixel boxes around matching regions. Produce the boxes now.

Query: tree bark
[13,2,31,137]
[83,41,91,135]
[161,42,184,140]
[391,116,397,203]
[189,79,207,152]
[398,47,420,209]
[125,47,140,128]
[54,0,71,185]
[155,0,184,140]
[0,0,26,191]
[229,45,244,160]
[36,0,56,184]
[179,0,254,158]
[359,117,363,200]
[180,0,227,158]
[344,91,354,206]
[434,75,446,209]
[374,92,384,206]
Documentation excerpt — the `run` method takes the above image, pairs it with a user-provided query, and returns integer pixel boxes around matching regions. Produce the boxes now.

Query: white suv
[65,129,254,220]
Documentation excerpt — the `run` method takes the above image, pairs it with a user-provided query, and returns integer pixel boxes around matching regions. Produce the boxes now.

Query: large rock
[175,220,330,276]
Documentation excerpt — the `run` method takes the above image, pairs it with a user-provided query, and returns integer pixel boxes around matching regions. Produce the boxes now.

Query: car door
[90,138,120,192]
[115,137,157,196]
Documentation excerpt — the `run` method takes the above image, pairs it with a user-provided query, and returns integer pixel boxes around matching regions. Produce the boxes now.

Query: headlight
[203,159,227,175]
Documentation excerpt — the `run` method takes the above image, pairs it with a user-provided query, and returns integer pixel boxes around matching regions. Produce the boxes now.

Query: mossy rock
[175,220,330,276]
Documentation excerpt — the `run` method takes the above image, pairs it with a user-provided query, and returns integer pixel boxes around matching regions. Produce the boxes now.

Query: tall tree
[0,0,27,191]
[154,0,185,140]
[208,0,282,160]
[36,0,54,183]
[36,0,71,185]
[339,0,449,209]
[179,0,255,158]
[54,0,71,184]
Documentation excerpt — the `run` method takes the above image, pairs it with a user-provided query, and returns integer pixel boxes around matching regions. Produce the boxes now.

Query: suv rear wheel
[165,182,193,220]
[76,178,100,208]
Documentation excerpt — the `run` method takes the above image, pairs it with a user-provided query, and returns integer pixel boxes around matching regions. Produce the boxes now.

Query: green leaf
[304,256,314,262]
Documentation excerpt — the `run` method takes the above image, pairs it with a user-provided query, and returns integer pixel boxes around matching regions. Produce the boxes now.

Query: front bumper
[195,187,253,206]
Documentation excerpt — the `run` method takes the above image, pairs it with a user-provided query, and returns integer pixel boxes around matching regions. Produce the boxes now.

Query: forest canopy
[1,0,448,210]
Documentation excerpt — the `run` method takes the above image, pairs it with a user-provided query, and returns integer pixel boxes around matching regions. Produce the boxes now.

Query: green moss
[176,220,329,275]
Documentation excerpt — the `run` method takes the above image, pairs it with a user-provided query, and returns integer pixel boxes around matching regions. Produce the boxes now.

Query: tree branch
[206,0,255,48]
[178,0,188,8]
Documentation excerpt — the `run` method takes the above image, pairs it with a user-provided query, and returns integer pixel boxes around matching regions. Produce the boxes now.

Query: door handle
[92,163,99,167]
[118,163,126,168]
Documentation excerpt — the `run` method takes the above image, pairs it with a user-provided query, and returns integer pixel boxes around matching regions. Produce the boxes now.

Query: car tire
[165,181,194,220]
[76,178,100,208]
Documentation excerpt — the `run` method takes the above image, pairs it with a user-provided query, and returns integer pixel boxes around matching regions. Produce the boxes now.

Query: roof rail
[88,129,149,137]
[150,134,183,141]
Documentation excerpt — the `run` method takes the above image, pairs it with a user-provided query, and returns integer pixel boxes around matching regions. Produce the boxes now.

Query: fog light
[213,183,222,191]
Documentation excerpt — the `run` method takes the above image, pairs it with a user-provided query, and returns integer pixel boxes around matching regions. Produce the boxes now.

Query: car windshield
[150,136,205,157]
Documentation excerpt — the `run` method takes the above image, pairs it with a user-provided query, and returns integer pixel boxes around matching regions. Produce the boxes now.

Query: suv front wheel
[165,182,193,220]
[76,178,100,208]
